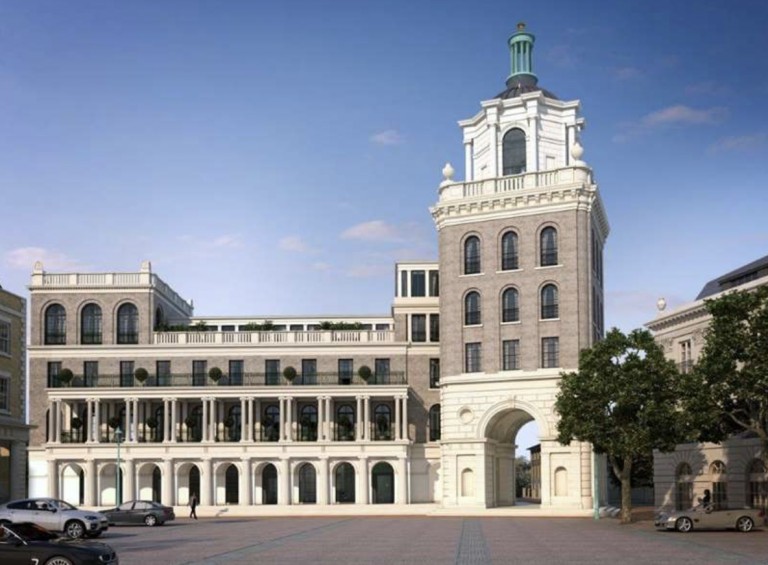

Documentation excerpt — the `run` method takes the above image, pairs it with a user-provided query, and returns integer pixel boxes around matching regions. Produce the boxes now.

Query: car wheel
[45,557,75,565]
[736,516,754,533]
[144,514,158,527]
[64,519,86,539]
[675,516,693,533]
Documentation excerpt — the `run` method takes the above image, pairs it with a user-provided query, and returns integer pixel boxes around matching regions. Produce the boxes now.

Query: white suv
[0,498,109,539]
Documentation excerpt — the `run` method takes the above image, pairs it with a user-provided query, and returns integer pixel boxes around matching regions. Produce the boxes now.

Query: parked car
[655,505,765,532]
[99,500,175,526]
[0,521,118,565]
[0,498,109,539]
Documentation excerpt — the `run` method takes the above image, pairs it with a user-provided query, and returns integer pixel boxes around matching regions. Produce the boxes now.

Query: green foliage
[59,368,74,384]
[134,367,149,382]
[515,456,531,496]
[208,367,223,382]
[318,321,364,331]
[108,416,121,430]
[145,417,159,429]
[358,365,372,381]
[70,416,83,430]
[555,328,685,523]
[184,415,198,428]
[223,416,235,428]
[683,286,768,460]
[283,366,297,381]
[241,321,275,331]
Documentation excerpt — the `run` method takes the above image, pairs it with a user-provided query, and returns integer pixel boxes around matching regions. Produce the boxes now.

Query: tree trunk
[620,456,633,524]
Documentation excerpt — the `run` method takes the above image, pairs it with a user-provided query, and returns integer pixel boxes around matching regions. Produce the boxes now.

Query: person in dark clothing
[189,493,198,520]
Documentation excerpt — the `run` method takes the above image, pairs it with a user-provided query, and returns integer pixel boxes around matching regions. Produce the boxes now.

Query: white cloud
[641,105,727,127]
[612,66,643,81]
[345,264,390,278]
[370,129,404,146]
[708,133,767,154]
[210,235,242,249]
[544,44,579,68]
[311,262,331,272]
[340,220,401,242]
[614,104,728,142]
[4,247,85,271]
[685,81,732,96]
[278,235,311,253]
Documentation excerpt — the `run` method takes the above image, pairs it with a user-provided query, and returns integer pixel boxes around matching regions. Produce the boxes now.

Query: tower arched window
[501,231,519,270]
[374,404,392,440]
[44,304,67,345]
[300,405,318,442]
[464,236,481,275]
[336,404,355,441]
[81,303,102,345]
[116,303,139,344]
[502,128,526,175]
[429,404,441,442]
[540,227,558,266]
[464,291,481,326]
[541,284,559,319]
[502,288,520,322]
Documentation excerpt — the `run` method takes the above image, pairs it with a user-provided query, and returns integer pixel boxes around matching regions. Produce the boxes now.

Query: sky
[2,1,767,448]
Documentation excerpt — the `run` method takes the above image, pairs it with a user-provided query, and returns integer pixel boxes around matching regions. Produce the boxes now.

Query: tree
[555,328,685,523]
[683,286,768,463]
[515,456,531,497]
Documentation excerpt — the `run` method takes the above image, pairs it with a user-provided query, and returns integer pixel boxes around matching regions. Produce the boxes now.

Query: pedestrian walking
[189,493,198,520]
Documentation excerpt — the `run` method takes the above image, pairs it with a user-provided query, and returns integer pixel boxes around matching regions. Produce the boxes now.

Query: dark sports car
[99,500,175,526]
[0,522,118,565]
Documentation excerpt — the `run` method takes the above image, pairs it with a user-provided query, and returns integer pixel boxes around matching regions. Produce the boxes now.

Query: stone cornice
[431,182,601,230]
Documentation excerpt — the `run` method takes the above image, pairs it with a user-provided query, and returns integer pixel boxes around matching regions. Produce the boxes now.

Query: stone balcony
[437,166,593,202]
[152,329,395,345]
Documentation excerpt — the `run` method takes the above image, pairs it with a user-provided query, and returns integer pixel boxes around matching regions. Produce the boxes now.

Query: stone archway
[137,463,161,502]
[60,463,85,506]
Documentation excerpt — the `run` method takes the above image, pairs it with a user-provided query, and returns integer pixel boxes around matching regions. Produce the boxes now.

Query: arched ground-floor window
[262,464,278,505]
[334,462,355,503]
[298,463,316,504]
[371,462,394,504]
[225,464,239,504]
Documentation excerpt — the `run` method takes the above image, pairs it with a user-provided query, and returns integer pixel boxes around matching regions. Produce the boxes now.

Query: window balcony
[152,329,395,346]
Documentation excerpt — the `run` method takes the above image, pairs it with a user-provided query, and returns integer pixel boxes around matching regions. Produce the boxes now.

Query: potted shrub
[134,367,149,385]
[184,415,197,428]
[208,366,223,383]
[223,416,235,428]
[59,368,74,386]
[358,365,372,382]
[283,366,297,382]
[145,416,158,429]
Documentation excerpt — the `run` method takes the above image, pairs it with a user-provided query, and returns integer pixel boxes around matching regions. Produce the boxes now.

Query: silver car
[655,505,765,532]
[0,498,109,539]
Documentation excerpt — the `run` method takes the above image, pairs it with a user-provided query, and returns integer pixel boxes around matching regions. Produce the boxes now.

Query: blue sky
[2,0,767,328]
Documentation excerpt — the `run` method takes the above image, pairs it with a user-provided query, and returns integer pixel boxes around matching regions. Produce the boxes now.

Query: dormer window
[502,128,526,175]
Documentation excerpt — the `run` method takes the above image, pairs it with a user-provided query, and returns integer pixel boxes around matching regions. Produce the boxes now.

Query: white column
[394,395,402,441]
[278,459,290,505]
[84,459,96,506]
[317,396,324,441]
[397,457,407,504]
[240,458,252,505]
[357,458,368,505]
[94,399,101,443]
[529,115,539,172]
[363,396,370,441]
[54,400,62,443]
[201,458,213,506]
[210,398,218,442]
[131,398,139,443]
[278,397,286,442]
[318,457,329,505]
[170,399,178,443]
[47,459,58,498]
[286,397,294,442]
[162,399,170,443]
[124,400,132,441]
[124,459,136,501]
[253,399,261,441]
[202,397,209,442]
[355,396,362,440]
[490,123,499,177]
[325,397,332,441]
[162,459,174,506]
[401,394,409,440]
[464,140,473,181]
[240,397,247,442]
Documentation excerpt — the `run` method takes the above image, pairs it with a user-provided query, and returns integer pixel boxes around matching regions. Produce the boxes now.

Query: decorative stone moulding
[441,162,455,186]
[459,407,474,424]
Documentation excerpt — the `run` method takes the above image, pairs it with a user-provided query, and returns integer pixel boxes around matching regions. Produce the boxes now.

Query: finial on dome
[657,297,667,312]
[517,22,526,31]
[33,261,44,273]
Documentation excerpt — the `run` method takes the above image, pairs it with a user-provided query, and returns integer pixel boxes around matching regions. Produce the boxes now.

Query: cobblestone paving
[102,517,768,565]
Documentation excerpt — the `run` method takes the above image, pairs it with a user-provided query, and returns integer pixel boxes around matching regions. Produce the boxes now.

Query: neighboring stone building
[27,24,607,512]
[648,255,768,512]
[0,284,30,502]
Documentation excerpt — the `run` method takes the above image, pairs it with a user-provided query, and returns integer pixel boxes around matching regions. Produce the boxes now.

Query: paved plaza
[102,515,768,565]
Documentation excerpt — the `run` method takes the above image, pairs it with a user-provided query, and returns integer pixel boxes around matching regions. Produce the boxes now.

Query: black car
[99,500,175,526]
[0,522,118,565]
